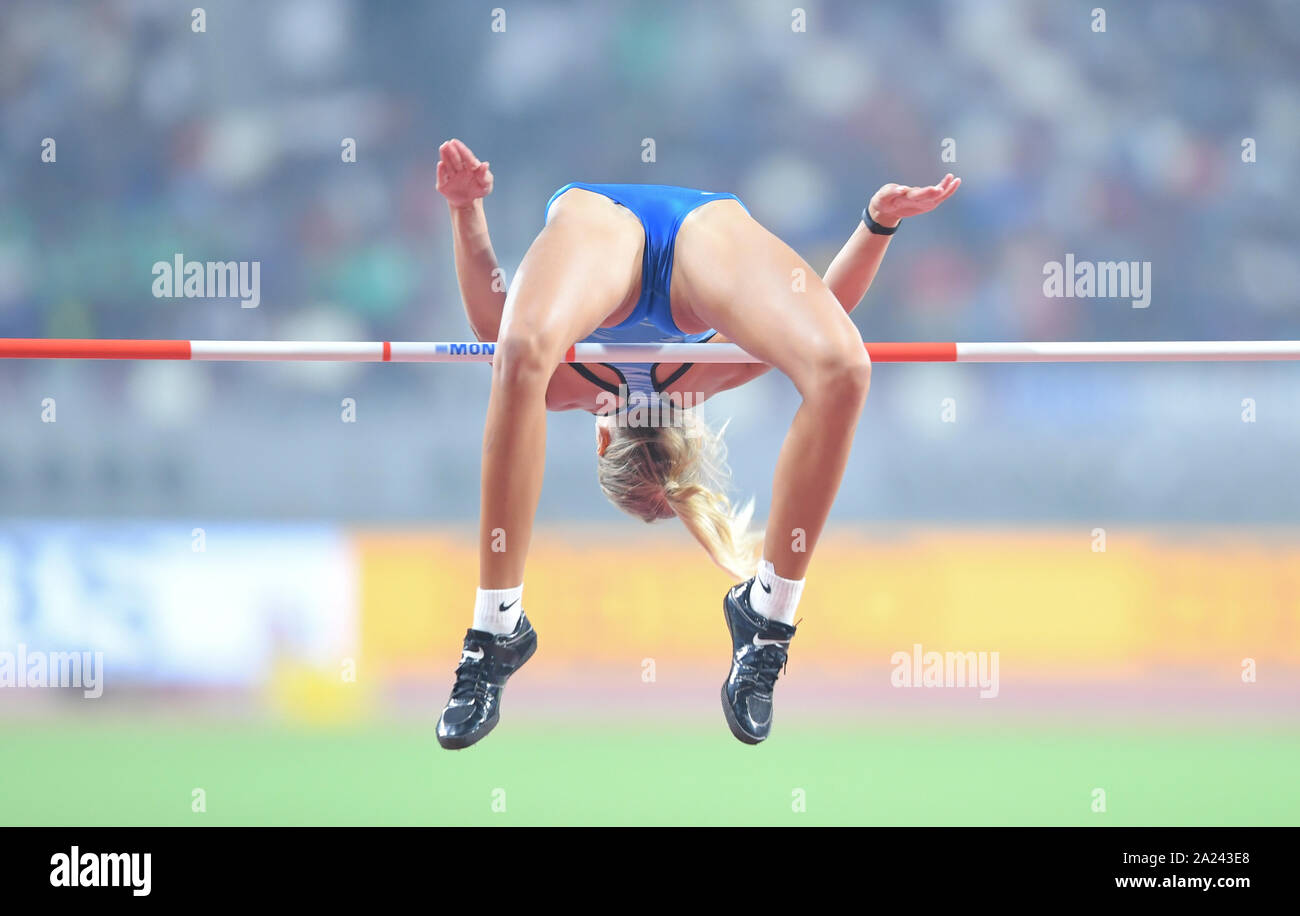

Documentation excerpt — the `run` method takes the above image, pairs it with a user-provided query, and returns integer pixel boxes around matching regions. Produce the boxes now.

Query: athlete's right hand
[437,139,494,209]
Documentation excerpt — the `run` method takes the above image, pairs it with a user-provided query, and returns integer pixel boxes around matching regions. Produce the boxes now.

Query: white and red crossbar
[2,338,1300,363]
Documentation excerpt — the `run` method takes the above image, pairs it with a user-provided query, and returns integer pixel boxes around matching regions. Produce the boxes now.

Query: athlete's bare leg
[672,201,871,580]
[478,190,643,587]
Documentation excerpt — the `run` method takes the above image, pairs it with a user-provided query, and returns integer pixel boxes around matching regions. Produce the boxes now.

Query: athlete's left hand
[868,174,961,227]
[437,138,494,209]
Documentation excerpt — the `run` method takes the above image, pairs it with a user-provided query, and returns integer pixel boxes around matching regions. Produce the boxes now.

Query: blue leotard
[544,183,747,411]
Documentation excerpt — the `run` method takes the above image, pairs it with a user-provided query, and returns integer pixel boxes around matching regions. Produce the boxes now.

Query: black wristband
[862,207,899,235]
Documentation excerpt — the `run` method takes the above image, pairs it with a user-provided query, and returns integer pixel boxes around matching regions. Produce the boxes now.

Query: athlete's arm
[436,139,597,412]
[694,174,962,394]
[823,174,960,314]
[438,139,506,341]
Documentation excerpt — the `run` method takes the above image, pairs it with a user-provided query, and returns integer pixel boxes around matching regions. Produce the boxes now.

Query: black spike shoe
[436,613,537,750]
[721,578,796,745]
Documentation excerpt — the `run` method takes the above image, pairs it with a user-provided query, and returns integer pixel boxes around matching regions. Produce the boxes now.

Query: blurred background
[0,0,1297,825]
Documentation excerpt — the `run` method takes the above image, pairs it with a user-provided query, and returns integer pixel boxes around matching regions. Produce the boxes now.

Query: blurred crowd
[0,0,1297,522]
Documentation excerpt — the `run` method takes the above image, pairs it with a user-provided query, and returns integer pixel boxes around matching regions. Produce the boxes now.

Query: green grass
[2,718,1297,825]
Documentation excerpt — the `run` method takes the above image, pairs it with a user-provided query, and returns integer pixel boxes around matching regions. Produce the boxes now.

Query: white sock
[473,584,523,635]
[749,559,804,626]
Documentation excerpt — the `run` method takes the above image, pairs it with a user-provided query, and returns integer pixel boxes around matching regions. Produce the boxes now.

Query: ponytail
[596,411,762,581]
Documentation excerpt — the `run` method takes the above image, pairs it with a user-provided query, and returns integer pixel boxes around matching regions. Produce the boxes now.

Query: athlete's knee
[800,343,871,407]
[492,328,566,387]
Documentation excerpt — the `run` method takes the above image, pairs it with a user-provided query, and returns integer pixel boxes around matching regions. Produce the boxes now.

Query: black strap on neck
[567,362,622,395]
[652,331,717,391]
[570,331,717,410]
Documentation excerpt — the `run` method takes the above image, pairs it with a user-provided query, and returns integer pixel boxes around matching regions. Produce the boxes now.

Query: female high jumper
[434,138,959,747]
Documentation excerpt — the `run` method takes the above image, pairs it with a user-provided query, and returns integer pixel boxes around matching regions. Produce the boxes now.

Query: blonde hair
[596,410,762,580]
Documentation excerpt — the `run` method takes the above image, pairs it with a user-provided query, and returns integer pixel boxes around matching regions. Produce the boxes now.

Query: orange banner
[356,526,1300,680]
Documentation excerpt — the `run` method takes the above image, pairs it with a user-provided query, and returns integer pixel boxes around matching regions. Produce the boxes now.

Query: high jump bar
[2,339,1300,363]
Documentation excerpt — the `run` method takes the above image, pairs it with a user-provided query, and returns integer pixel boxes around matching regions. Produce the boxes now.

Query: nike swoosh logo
[752,634,787,647]
[460,648,485,662]
[499,598,520,612]
[757,578,772,594]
